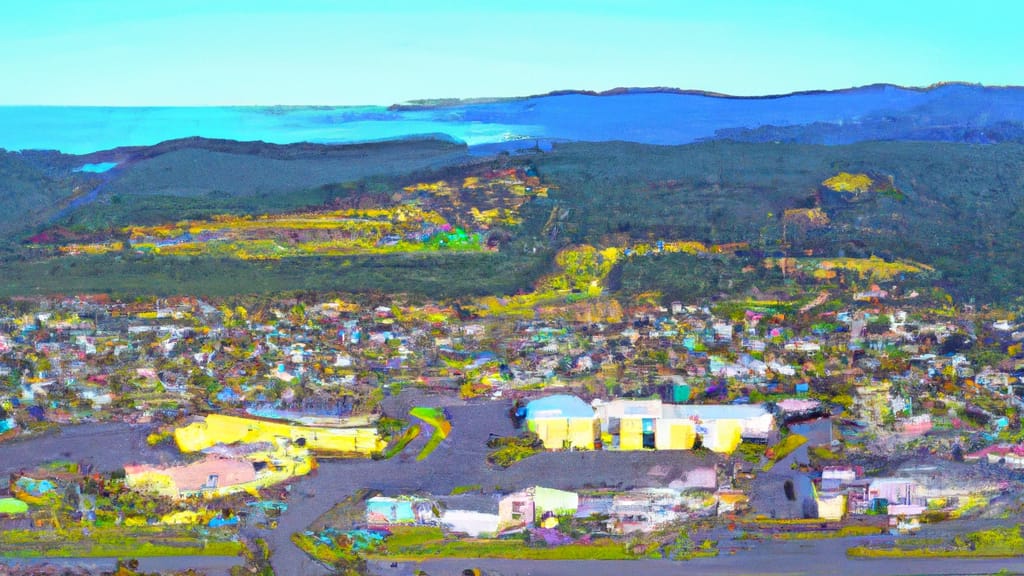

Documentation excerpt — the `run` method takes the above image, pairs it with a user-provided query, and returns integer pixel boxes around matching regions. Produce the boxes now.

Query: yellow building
[654,419,697,450]
[619,418,646,451]
[174,414,384,456]
[531,414,599,450]
[524,395,598,450]
[596,399,773,454]
[817,493,847,521]
[616,417,697,451]
[701,419,743,454]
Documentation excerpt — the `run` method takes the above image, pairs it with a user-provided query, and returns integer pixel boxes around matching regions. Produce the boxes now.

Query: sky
[1,0,1021,106]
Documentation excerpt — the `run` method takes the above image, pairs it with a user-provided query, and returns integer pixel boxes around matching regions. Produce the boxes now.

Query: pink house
[125,456,256,497]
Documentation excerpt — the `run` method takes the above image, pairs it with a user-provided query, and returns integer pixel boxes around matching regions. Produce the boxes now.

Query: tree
[4,369,21,391]
[866,316,891,335]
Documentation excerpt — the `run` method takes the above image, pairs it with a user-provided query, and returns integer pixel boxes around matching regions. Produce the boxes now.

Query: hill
[532,140,1024,303]
[0,136,472,235]
[0,152,89,238]
[2,138,1023,304]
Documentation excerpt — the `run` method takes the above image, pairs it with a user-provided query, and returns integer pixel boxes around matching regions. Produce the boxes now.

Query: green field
[0,526,243,558]
[368,526,649,561]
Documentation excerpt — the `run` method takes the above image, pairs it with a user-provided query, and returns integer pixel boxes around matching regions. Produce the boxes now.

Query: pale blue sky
[2,0,1021,105]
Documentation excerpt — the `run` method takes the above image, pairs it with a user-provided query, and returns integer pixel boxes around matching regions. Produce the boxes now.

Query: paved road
[371,532,1024,576]
[254,400,725,576]
[375,554,1024,576]
[0,422,179,478]
[0,555,242,575]
[5,407,1023,576]
[367,518,1024,576]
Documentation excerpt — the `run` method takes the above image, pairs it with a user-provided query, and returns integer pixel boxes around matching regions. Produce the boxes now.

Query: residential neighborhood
[2,280,1024,574]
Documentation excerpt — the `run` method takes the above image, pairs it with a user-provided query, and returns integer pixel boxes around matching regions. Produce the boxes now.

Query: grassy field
[0,526,243,558]
[773,525,883,540]
[762,434,808,472]
[367,526,644,561]
[0,251,551,298]
[847,525,1024,558]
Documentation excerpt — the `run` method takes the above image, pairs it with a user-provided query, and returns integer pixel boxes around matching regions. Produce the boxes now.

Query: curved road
[5,413,1024,576]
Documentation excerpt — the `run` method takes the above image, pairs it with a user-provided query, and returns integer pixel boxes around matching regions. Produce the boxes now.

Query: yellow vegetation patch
[403,181,454,196]
[471,238,745,317]
[819,256,932,280]
[823,172,873,193]
[57,242,123,255]
[783,208,830,228]
[765,256,932,281]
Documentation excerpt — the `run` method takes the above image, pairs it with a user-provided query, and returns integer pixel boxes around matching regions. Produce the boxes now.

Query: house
[607,488,682,534]
[440,509,500,537]
[715,489,749,515]
[815,467,860,520]
[867,478,926,516]
[497,491,534,532]
[124,457,257,499]
[0,417,17,437]
[522,395,598,450]
[820,466,859,491]
[574,495,614,520]
[365,496,437,529]
[896,414,933,436]
[498,486,579,531]
[11,476,59,504]
[712,322,734,342]
[774,399,827,423]
[965,444,1024,469]
[817,492,847,521]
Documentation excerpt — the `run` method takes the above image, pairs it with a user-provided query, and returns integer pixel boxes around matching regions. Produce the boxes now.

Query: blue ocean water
[1,84,1022,155]
[0,105,534,155]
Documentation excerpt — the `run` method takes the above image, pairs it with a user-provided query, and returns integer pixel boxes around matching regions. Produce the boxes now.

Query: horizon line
[0,81,1018,109]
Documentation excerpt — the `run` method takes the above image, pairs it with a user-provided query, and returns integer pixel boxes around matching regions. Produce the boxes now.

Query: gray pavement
[0,556,242,575]
[0,422,179,478]
[5,406,1024,576]
[375,551,1024,576]
[255,400,723,576]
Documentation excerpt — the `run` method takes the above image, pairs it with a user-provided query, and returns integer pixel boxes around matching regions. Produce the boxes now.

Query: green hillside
[533,141,1024,303]
[3,138,1024,303]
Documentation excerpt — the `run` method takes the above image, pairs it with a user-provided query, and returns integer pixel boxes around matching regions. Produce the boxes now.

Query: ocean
[1,84,1019,155]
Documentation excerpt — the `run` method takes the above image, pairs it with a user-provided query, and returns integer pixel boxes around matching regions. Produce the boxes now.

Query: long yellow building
[175,414,385,456]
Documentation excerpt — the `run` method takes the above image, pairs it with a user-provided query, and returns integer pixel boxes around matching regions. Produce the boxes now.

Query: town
[2,272,1024,575]
[6,2,1024,574]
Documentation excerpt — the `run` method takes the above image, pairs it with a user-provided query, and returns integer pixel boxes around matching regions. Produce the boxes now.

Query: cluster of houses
[1,410,385,533]
[0,289,1021,452]
[2,461,262,532]
[124,413,384,500]
[357,456,1002,539]
[361,476,725,539]
[2,284,1024,547]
